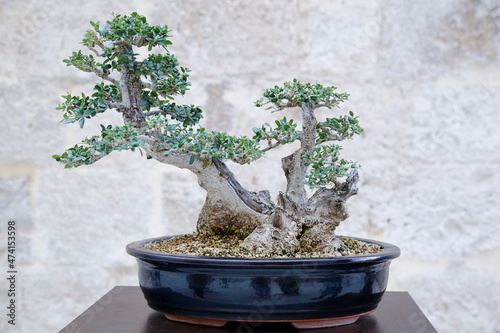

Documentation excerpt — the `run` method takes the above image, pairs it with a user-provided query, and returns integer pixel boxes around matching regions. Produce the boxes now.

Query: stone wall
[1,1,499,332]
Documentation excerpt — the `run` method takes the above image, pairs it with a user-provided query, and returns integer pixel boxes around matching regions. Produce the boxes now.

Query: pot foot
[291,316,360,329]
[291,309,375,329]
[164,313,228,327]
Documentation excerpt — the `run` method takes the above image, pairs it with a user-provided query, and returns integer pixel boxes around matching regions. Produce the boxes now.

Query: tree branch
[109,102,126,110]
[261,141,280,152]
[316,123,347,142]
[143,110,162,117]
[336,169,359,200]
[211,157,274,215]
[87,45,102,57]
[282,102,317,204]
[307,169,359,209]
[79,62,120,86]
[314,102,340,109]
[99,72,120,86]
[141,81,156,91]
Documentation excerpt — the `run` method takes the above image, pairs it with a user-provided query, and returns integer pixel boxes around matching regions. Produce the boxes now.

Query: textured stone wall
[1,1,499,332]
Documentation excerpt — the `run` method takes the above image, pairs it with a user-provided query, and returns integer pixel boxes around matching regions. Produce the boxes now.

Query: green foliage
[158,103,203,126]
[84,12,172,50]
[302,144,359,188]
[255,79,350,111]
[62,11,189,111]
[140,54,190,96]
[145,114,263,164]
[317,113,364,144]
[52,124,144,168]
[63,50,106,74]
[189,130,263,164]
[55,12,197,165]
[252,117,302,146]
[57,83,120,127]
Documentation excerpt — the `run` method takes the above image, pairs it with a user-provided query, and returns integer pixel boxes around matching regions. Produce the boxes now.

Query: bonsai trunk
[144,147,271,238]
[238,103,360,255]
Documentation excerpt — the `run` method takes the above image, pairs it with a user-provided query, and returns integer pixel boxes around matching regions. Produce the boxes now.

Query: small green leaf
[189,155,196,165]
[90,20,99,30]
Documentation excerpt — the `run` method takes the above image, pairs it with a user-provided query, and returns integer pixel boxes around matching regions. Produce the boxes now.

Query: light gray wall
[1,1,500,332]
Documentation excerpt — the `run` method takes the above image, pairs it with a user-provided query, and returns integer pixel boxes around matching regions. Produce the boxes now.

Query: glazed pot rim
[126,234,400,266]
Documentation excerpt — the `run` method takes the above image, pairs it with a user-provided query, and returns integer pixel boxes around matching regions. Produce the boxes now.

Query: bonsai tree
[53,13,363,256]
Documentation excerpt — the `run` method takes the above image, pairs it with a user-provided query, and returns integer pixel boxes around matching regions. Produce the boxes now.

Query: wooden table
[59,286,437,332]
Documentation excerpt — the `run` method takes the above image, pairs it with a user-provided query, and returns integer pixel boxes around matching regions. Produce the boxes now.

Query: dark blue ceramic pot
[126,235,400,329]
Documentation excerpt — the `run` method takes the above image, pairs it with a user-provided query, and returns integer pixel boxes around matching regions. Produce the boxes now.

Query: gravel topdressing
[144,233,383,258]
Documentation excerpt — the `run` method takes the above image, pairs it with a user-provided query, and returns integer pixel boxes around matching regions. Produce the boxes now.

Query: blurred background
[1,0,500,332]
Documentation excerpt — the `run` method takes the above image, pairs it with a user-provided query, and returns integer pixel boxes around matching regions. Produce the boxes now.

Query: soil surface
[144,233,383,258]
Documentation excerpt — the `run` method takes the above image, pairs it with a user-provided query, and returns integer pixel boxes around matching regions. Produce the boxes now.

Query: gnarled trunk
[239,103,360,255]
[195,161,271,238]
[240,171,359,255]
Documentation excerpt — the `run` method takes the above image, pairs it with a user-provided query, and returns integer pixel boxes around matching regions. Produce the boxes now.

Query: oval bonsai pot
[126,235,400,329]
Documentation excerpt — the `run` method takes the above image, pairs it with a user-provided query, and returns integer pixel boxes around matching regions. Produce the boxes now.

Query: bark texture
[239,103,360,255]
[241,170,359,254]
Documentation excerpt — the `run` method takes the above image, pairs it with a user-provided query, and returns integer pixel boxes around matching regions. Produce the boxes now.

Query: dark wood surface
[59,286,437,333]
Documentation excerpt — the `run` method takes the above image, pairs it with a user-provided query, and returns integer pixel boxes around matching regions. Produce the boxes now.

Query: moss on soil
[144,233,382,258]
